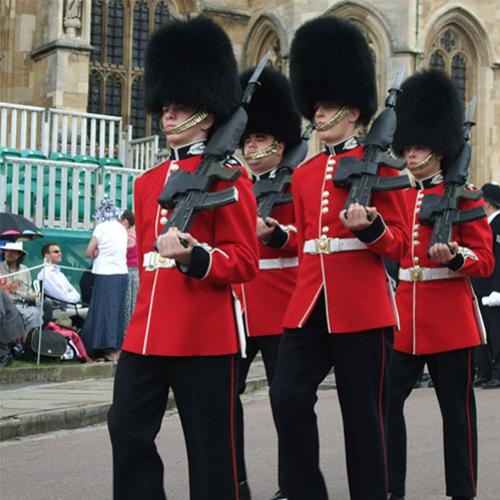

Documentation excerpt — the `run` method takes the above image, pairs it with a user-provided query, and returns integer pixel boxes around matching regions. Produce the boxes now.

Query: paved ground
[1,385,499,500]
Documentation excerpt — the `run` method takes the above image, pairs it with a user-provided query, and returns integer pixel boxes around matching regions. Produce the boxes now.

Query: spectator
[81,199,128,362]
[37,242,87,327]
[0,241,47,335]
[0,290,25,366]
[119,210,138,328]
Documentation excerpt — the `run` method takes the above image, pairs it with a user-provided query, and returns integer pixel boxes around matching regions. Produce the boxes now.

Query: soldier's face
[243,133,284,174]
[404,145,442,179]
[313,103,359,145]
[161,104,213,146]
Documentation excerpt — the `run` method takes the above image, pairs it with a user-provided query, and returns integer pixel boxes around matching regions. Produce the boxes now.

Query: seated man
[37,242,87,326]
[0,290,25,366]
[0,241,46,334]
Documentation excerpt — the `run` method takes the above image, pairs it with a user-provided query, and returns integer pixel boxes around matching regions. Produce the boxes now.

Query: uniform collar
[488,209,500,223]
[168,141,206,161]
[413,170,444,190]
[323,136,359,156]
[251,167,278,181]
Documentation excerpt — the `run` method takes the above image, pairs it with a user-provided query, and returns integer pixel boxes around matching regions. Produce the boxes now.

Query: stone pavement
[0,358,270,441]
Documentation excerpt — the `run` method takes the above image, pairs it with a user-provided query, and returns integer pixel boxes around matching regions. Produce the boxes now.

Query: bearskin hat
[289,16,377,125]
[392,70,464,164]
[239,67,302,152]
[144,17,241,126]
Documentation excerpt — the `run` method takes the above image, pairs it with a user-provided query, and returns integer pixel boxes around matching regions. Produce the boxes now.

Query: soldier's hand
[339,202,377,231]
[256,216,278,242]
[156,227,198,266]
[429,241,458,265]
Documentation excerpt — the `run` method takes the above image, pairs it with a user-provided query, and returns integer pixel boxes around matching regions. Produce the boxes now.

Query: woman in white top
[81,198,128,362]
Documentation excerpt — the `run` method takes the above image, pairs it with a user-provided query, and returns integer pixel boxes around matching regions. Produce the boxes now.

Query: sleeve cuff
[177,245,211,279]
[447,252,465,271]
[265,225,289,249]
[353,214,386,244]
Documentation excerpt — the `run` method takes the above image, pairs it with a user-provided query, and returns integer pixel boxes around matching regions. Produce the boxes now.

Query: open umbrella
[0,212,44,241]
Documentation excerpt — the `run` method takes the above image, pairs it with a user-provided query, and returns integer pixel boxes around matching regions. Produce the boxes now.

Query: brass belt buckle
[315,238,330,254]
[410,265,423,282]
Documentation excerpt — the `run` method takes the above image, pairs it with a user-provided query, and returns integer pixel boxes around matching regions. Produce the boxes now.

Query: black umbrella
[0,212,44,241]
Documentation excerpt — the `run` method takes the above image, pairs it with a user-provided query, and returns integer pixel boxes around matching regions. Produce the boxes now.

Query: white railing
[128,132,159,170]
[0,156,142,231]
[0,102,46,152]
[47,108,124,160]
[0,101,164,172]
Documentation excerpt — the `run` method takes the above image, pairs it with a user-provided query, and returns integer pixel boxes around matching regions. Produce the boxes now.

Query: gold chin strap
[315,106,351,132]
[410,153,435,173]
[165,111,209,135]
[245,141,279,161]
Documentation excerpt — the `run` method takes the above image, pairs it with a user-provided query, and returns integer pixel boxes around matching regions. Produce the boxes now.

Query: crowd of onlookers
[0,199,138,366]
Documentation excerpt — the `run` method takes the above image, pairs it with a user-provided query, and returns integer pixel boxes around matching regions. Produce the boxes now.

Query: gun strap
[166,111,209,135]
[315,106,350,132]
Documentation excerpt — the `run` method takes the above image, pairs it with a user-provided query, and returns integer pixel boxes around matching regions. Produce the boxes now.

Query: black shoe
[482,378,500,389]
[473,375,488,387]
[388,494,405,500]
[269,490,287,500]
[451,497,474,499]
[238,480,252,500]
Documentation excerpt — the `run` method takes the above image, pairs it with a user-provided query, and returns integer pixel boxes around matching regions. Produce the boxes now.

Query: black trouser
[236,333,283,488]
[387,348,477,498]
[475,304,500,380]
[108,351,240,500]
[270,295,393,500]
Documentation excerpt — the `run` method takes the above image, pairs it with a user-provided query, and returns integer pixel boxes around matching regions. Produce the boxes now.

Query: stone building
[1,0,499,183]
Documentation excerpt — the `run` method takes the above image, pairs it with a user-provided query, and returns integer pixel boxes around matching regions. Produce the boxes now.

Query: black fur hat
[392,70,464,164]
[239,67,302,152]
[289,16,377,125]
[144,17,241,126]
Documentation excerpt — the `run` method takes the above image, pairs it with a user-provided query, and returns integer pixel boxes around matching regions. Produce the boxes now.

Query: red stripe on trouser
[465,349,477,495]
[379,331,389,492]
[230,355,240,500]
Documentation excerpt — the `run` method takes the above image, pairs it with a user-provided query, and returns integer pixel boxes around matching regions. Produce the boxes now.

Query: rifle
[253,123,315,219]
[418,96,486,250]
[156,51,271,235]
[333,68,411,208]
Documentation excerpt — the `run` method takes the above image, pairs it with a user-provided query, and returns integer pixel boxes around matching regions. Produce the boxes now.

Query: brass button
[326,167,334,173]
[160,209,168,216]
[326,174,333,180]
[322,207,329,214]
[327,159,336,166]
[413,240,420,246]
[414,256,420,264]
[322,226,329,233]
[322,191,329,197]
[170,164,179,171]
[322,199,329,206]
[160,217,168,225]
[318,239,328,250]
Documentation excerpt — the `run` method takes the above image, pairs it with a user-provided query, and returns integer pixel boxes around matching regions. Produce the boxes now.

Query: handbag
[25,329,69,361]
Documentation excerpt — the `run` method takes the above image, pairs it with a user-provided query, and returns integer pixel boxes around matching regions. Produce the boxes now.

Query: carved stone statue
[63,0,83,37]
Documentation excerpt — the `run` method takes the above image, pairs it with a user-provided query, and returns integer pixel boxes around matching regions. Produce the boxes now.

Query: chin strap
[315,106,350,132]
[245,140,280,161]
[410,153,435,173]
[165,111,209,135]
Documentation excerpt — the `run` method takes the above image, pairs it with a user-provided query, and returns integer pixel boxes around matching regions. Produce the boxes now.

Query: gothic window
[106,0,124,65]
[105,74,122,117]
[90,0,103,63]
[89,0,175,139]
[155,1,173,30]
[88,71,102,114]
[131,76,146,138]
[430,51,446,72]
[133,1,149,68]
[451,54,467,103]
[427,28,471,104]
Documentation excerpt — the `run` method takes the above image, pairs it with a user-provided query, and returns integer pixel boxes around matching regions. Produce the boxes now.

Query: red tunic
[395,176,494,355]
[283,144,410,333]
[122,154,259,356]
[238,196,298,337]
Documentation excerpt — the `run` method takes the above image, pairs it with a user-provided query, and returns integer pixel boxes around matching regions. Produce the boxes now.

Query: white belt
[143,251,176,271]
[259,257,299,270]
[399,266,462,282]
[303,237,367,254]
